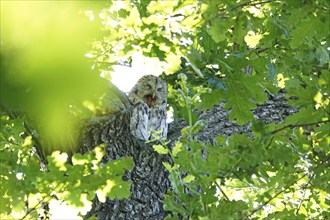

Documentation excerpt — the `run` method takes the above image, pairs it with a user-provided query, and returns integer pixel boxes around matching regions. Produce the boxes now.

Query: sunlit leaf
[172,142,182,157]
[244,31,263,48]
[183,175,195,183]
[153,144,169,154]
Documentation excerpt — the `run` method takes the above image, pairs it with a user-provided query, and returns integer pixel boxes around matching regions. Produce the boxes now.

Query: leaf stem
[187,102,193,141]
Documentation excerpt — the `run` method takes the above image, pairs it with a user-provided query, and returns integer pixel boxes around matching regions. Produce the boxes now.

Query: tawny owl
[128,75,168,141]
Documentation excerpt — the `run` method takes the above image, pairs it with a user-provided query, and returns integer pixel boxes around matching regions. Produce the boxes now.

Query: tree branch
[226,0,274,13]
[270,119,330,135]
[208,0,274,22]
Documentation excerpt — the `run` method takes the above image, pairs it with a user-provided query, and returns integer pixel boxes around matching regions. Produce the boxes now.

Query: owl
[128,75,168,141]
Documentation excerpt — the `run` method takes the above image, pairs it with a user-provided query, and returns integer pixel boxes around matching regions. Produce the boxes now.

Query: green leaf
[153,144,169,154]
[186,48,203,69]
[172,142,183,157]
[215,135,226,145]
[47,151,68,171]
[284,106,325,125]
[233,15,247,45]
[266,63,277,80]
[71,153,89,165]
[316,45,329,65]
[181,110,199,125]
[183,175,195,183]
[223,73,268,125]
[163,194,187,215]
[118,9,129,18]
[199,89,224,111]
[106,157,134,173]
[150,45,166,61]
[191,120,208,135]
[244,31,263,48]
[286,76,319,108]
[162,162,173,171]
[107,176,132,200]
[207,19,230,43]
[290,17,319,48]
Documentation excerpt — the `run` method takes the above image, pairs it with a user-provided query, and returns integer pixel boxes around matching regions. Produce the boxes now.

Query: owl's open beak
[144,94,155,107]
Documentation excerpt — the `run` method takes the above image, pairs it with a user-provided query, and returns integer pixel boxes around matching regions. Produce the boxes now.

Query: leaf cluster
[124,0,329,219]
[0,114,133,219]
[1,0,329,219]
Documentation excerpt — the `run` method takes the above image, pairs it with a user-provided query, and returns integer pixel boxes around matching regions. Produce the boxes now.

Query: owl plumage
[128,75,168,141]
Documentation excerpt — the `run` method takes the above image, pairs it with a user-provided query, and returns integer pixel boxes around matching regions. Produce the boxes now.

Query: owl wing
[100,83,131,114]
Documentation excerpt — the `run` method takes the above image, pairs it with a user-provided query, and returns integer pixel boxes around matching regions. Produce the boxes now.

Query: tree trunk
[81,92,297,219]
[79,111,172,219]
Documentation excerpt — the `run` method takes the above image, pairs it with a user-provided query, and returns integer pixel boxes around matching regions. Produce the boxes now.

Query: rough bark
[79,110,172,220]
[81,92,298,219]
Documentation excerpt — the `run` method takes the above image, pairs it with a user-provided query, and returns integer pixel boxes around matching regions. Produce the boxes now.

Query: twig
[296,174,315,215]
[270,119,330,135]
[244,155,330,219]
[214,180,230,201]
[21,183,62,220]
[265,136,275,149]
[93,61,132,67]
[227,0,274,13]
[208,0,274,22]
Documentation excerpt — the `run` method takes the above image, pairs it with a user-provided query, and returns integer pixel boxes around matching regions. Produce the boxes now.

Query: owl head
[132,75,167,107]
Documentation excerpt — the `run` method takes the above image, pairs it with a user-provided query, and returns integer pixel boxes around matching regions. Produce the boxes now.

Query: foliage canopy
[1,0,329,219]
